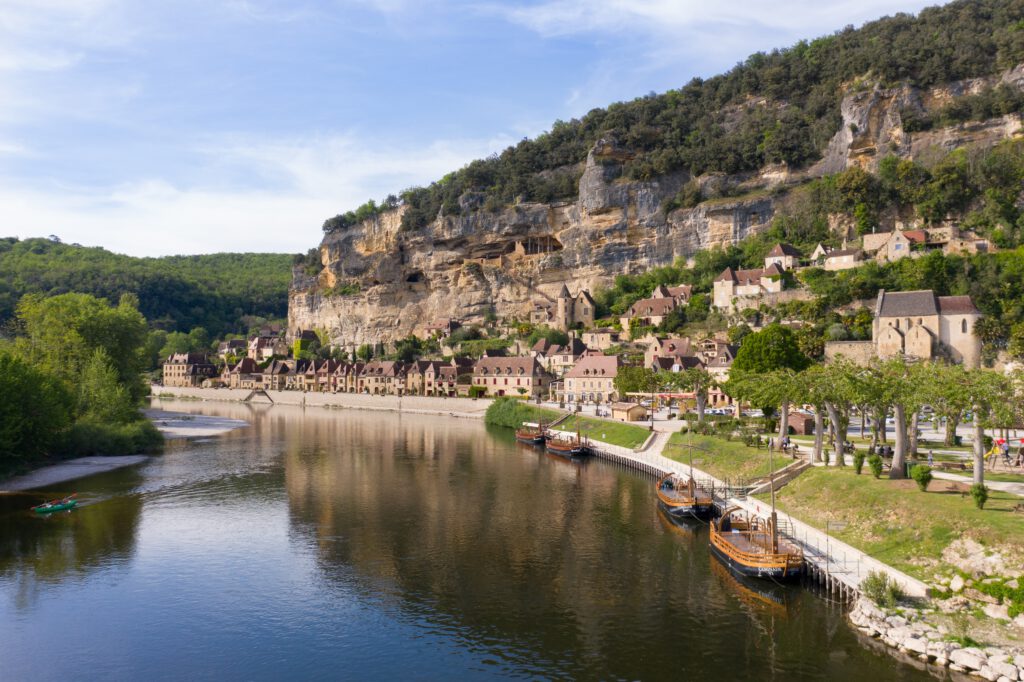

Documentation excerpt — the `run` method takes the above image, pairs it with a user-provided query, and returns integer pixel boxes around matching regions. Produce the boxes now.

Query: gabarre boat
[708,442,803,581]
[545,424,590,458]
[656,473,713,520]
[515,421,547,445]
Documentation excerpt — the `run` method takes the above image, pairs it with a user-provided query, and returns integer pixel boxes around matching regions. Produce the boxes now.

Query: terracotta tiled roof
[626,296,677,317]
[474,356,547,376]
[902,230,927,244]
[768,243,801,257]
[564,354,621,378]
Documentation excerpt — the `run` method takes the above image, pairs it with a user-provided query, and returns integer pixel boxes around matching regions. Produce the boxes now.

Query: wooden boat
[709,506,804,580]
[515,421,546,445]
[32,494,78,514]
[545,425,589,458]
[656,473,713,519]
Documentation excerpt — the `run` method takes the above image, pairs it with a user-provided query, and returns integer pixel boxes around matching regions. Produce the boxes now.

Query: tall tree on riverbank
[730,324,810,442]
[0,350,73,465]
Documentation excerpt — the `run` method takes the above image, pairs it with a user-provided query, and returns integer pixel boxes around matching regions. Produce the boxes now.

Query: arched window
[961,319,968,334]
[895,320,900,330]
[906,318,912,328]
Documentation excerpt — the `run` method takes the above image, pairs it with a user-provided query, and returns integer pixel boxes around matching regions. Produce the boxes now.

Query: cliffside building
[472,356,552,398]
[163,353,218,388]
[531,286,596,332]
[764,243,801,271]
[712,263,784,311]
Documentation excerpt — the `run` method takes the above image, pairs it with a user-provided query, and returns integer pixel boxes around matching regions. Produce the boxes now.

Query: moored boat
[656,473,713,519]
[709,506,804,581]
[545,426,589,457]
[515,421,546,445]
[32,494,78,514]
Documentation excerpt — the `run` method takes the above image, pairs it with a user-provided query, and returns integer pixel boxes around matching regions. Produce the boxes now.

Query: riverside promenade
[549,425,930,599]
[152,386,494,418]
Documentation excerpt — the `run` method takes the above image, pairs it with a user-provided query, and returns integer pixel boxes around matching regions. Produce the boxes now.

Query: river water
[0,399,941,680]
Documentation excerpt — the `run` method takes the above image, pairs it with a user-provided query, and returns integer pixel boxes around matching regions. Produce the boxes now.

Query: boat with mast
[515,420,547,445]
[656,431,713,519]
[545,422,589,458]
[708,439,804,580]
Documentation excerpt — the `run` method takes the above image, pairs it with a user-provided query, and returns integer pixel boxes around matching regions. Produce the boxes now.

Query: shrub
[822,448,830,466]
[861,571,904,608]
[970,483,989,509]
[484,396,554,428]
[868,454,883,479]
[468,386,488,399]
[853,450,865,475]
[910,464,933,491]
[58,419,164,457]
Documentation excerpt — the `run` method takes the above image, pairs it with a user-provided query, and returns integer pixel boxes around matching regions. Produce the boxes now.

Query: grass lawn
[560,415,650,449]
[663,433,793,482]
[757,467,1024,581]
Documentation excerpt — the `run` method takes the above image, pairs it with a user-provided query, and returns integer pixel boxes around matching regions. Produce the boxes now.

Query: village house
[810,243,831,264]
[864,229,926,263]
[644,337,691,368]
[619,284,692,331]
[712,263,785,311]
[433,359,474,397]
[823,248,865,271]
[581,327,621,350]
[224,357,262,389]
[764,243,801,271]
[262,359,292,391]
[825,290,983,367]
[863,226,994,263]
[546,335,590,377]
[472,356,552,398]
[611,402,648,422]
[562,354,622,404]
[330,362,364,393]
[357,361,406,395]
[216,339,247,361]
[163,353,218,388]
[530,285,596,331]
[248,335,289,361]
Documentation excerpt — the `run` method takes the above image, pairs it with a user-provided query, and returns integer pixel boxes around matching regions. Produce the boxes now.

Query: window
[961,319,968,333]
[906,318,911,328]
[895,320,900,329]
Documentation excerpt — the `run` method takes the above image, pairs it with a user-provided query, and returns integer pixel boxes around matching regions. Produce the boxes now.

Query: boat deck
[719,530,801,557]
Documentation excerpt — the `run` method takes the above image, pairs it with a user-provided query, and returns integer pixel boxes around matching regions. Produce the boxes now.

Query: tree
[14,292,149,402]
[732,324,810,374]
[614,366,658,399]
[356,344,374,362]
[678,367,716,423]
[919,363,972,446]
[77,348,136,424]
[0,350,73,463]
[960,369,1013,485]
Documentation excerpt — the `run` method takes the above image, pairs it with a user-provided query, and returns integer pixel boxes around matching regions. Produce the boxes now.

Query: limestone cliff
[289,69,1024,348]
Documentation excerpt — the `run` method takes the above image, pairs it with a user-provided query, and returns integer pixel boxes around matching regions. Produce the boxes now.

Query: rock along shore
[850,598,1024,680]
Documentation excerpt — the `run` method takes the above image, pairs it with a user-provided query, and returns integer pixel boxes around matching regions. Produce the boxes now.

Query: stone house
[248,335,289,361]
[582,327,621,350]
[216,339,247,361]
[823,248,865,271]
[545,336,589,377]
[863,229,925,263]
[644,337,692,368]
[163,353,218,388]
[764,243,801,271]
[262,359,293,391]
[563,354,621,404]
[873,290,983,367]
[472,356,552,398]
[810,243,830,264]
[620,296,678,331]
[225,357,262,389]
[530,285,596,331]
[712,263,784,311]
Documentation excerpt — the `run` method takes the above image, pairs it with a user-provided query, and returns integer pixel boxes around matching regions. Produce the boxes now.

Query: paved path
[581,432,930,598]
[932,471,1024,496]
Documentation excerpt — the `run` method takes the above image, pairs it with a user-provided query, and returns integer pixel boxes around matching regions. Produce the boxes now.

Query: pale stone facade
[563,355,620,404]
[712,263,784,311]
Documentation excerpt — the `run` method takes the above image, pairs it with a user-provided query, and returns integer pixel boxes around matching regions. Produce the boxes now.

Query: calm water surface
[0,399,943,680]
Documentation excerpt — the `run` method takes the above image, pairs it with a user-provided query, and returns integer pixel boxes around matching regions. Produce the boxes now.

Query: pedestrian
[927,450,934,466]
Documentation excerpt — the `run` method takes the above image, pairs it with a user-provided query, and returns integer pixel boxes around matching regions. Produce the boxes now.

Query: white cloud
[491,0,933,37]
[0,132,514,257]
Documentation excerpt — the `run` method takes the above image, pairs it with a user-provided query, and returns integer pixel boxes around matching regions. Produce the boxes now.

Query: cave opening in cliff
[405,271,424,283]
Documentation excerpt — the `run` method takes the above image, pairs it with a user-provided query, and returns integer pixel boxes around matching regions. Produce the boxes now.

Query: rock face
[290,70,1024,348]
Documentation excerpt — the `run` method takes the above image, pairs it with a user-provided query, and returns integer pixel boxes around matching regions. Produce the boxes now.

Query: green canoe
[33,498,78,514]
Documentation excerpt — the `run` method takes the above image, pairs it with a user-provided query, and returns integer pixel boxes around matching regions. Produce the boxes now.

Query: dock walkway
[576,435,930,600]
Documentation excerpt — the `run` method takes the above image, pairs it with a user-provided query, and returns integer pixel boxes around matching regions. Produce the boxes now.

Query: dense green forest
[0,237,293,338]
[321,0,1024,233]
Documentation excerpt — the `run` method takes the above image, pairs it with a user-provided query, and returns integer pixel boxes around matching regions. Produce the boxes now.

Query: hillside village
[163,226,992,422]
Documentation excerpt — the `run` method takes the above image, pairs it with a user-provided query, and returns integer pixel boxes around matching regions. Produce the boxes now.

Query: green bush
[484,396,557,428]
[970,483,989,509]
[822,448,830,466]
[861,571,904,608]
[468,386,487,399]
[910,464,933,492]
[868,454,883,479]
[58,419,164,457]
[853,450,865,475]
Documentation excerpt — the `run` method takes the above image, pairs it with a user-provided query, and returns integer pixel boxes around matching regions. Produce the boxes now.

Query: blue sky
[0,0,939,256]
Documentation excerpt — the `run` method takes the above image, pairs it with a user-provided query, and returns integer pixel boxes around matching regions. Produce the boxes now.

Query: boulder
[903,637,928,655]
[988,659,1020,681]
[950,575,965,592]
[950,648,987,671]
[977,665,997,682]
[984,603,1012,621]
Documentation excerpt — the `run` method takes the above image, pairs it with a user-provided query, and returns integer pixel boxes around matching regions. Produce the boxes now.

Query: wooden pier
[583,438,929,602]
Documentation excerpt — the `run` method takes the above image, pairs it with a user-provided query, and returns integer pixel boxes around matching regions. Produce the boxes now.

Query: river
[0,399,942,680]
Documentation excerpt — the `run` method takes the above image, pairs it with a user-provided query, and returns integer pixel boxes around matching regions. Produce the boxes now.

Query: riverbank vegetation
[0,292,163,476]
[483,397,561,429]
[559,415,650,449]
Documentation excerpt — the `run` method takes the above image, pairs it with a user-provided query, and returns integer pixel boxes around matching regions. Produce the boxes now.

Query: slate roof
[876,290,939,317]
[937,295,980,315]
[768,243,801,257]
